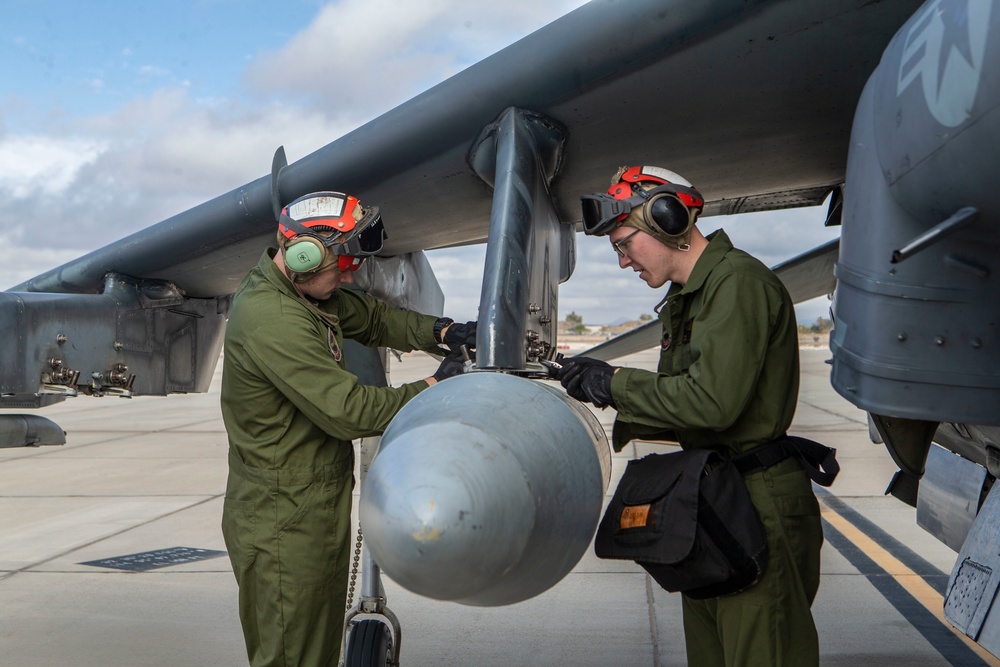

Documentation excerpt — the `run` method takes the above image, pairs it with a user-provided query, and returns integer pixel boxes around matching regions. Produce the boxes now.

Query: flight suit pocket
[278,479,350,587]
[221,498,256,570]
[753,461,823,603]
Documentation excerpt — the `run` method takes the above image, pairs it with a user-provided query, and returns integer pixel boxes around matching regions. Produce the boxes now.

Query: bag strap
[732,436,840,487]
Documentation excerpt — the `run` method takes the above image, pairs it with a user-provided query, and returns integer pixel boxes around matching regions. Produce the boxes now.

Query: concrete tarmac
[1,346,996,666]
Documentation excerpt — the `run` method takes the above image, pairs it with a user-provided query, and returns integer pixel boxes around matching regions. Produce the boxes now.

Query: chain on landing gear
[346,524,364,611]
[340,436,402,667]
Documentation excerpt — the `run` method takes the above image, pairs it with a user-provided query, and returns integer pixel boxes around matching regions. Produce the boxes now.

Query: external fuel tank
[359,372,611,606]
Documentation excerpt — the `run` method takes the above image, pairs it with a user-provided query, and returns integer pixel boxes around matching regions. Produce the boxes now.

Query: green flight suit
[220,249,440,667]
[610,230,822,667]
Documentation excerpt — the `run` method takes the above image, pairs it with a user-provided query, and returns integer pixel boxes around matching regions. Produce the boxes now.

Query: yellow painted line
[820,502,1000,666]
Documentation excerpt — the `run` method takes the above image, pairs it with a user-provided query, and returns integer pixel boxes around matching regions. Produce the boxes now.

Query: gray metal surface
[471,108,572,369]
[351,252,444,318]
[917,444,988,552]
[934,423,1000,477]
[771,237,839,304]
[0,415,65,448]
[0,274,227,400]
[359,372,611,606]
[831,0,1000,425]
[946,481,1000,655]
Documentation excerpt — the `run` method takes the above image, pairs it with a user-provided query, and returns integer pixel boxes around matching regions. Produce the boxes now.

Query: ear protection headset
[612,165,704,234]
[277,192,385,281]
[580,166,704,249]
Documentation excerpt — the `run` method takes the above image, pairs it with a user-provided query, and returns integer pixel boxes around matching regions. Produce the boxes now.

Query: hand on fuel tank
[555,356,617,409]
[432,348,474,383]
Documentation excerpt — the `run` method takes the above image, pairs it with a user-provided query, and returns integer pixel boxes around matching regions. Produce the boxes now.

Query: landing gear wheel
[345,619,393,667]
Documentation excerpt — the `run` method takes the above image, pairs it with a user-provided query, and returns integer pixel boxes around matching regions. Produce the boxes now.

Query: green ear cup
[286,239,324,272]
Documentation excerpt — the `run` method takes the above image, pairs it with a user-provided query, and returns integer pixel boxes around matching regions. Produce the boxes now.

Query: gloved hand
[555,356,617,408]
[442,320,477,352]
[432,349,472,383]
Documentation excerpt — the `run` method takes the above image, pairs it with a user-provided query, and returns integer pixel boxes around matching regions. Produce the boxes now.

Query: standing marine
[220,190,475,666]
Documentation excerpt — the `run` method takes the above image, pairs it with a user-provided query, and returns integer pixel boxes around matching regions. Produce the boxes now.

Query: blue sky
[0,1,837,325]
[4,1,312,125]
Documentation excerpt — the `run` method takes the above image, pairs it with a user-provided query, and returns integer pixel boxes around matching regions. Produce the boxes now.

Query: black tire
[345,619,392,667]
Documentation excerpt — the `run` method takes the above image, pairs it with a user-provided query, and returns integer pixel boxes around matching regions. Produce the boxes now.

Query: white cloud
[0,85,354,279]
[0,134,107,198]
[244,0,589,124]
[0,230,84,290]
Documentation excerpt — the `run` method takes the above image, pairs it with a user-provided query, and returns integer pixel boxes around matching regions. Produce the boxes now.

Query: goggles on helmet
[581,182,704,236]
[580,166,704,236]
[278,192,387,279]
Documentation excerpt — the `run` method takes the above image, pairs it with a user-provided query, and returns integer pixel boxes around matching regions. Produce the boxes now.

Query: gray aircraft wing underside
[12,0,918,299]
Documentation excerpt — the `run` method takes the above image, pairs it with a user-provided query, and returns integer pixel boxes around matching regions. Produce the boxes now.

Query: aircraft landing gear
[342,587,401,667]
[345,619,393,667]
[340,436,402,667]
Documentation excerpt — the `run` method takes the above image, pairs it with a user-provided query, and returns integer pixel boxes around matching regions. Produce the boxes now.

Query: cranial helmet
[580,166,704,250]
[276,191,386,282]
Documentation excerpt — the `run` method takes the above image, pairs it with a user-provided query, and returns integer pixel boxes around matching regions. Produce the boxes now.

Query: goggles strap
[279,213,317,239]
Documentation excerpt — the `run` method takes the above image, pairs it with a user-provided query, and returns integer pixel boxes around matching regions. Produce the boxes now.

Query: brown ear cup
[644,194,691,236]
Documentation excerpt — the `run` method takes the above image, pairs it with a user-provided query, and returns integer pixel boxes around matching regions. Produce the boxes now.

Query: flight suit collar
[259,247,301,299]
[258,247,343,329]
[674,229,733,297]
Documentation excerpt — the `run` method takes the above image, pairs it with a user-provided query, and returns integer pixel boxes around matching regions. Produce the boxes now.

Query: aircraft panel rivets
[972,338,982,349]
[57,334,67,345]
[114,341,124,351]
[897,333,907,342]
[935,336,945,346]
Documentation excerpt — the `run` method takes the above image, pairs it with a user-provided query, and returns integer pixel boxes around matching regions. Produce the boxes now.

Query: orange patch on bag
[620,504,653,529]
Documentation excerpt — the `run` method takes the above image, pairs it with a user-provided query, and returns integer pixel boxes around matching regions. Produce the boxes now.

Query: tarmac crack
[795,398,868,426]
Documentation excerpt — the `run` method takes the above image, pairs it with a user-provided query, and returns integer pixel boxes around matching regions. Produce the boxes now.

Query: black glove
[432,349,471,382]
[555,357,616,408]
[442,320,477,352]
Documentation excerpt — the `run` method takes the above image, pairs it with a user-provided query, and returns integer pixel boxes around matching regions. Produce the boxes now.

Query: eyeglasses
[612,229,641,257]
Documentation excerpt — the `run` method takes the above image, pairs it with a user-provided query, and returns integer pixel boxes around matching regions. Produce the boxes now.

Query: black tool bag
[594,436,838,600]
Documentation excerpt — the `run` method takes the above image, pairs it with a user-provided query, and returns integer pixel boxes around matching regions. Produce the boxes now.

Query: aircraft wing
[4,0,915,414]
[12,0,914,300]
[3,0,918,428]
